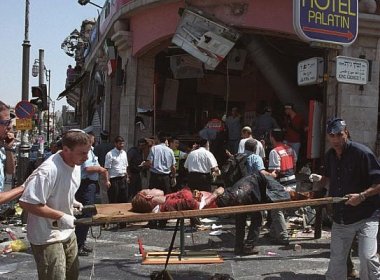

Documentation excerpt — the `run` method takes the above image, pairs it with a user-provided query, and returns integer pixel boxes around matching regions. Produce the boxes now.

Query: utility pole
[52,101,55,141]
[46,69,51,144]
[17,0,31,184]
[38,49,45,158]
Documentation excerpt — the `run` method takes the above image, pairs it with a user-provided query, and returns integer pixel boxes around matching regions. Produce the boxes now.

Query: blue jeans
[326,215,380,280]
[75,180,97,247]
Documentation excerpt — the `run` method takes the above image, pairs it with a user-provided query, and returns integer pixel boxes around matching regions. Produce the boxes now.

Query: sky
[0,1,101,112]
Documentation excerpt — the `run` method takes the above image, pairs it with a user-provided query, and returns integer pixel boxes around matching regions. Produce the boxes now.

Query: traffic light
[31,86,42,98]
[30,85,48,111]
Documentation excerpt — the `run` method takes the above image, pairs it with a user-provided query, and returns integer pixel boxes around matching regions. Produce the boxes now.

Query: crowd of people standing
[0,97,379,279]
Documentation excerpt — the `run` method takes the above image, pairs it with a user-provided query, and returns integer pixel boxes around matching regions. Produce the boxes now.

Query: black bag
[221,154,248,188]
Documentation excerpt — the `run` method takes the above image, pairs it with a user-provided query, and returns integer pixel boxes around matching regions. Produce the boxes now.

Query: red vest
[273,144,296,184]
[206,119,225,132]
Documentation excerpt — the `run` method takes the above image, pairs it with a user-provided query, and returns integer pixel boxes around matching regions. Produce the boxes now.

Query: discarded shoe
[209,230,226,236]
[211,224,222,230]
[200,218,217,223]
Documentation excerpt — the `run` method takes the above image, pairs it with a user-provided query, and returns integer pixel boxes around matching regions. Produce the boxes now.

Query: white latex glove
[309,173,322,182]
[58,214,76,229]
[73,200,83,212]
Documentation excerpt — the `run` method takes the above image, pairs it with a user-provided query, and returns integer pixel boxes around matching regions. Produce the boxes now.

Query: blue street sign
[293,0,358,45]
[15,100,35,119]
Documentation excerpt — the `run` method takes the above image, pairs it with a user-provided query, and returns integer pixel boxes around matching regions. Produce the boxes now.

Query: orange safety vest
[273,144,296,184]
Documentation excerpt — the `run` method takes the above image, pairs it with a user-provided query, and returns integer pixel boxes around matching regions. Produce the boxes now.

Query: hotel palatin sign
[293,0,358,45]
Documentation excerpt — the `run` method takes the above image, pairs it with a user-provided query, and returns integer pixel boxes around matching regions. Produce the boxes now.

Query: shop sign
[293,0,358,45]
[336,56,368,85]
[297,57,324,86]
[172,9,240,70]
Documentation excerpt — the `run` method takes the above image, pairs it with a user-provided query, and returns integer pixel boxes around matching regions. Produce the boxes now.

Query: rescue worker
[268,128,297,191]
[266,128,297,245]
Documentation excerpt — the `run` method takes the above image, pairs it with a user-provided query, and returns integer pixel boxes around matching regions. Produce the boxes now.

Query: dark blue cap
[326,118,346,134]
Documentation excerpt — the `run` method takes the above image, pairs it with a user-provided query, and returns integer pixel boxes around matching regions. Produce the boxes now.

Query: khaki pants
[31,232,79,280]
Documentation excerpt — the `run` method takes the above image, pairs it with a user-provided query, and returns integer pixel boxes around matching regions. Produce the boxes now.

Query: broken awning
[57,72,88,106]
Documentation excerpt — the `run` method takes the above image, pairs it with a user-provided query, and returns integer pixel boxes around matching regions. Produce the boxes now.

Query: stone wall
[326,14,380,153]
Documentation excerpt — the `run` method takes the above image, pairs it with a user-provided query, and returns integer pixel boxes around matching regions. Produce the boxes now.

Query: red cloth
[160,188,200,212]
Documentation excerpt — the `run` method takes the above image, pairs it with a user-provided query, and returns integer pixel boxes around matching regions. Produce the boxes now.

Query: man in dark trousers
[144,132,176,228]
[94,130,113,204]
[127,138,148,199]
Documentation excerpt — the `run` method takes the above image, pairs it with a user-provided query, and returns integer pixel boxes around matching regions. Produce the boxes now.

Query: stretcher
[76,197,346,264]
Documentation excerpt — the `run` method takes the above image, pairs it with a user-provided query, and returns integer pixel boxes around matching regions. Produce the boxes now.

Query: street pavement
[0,214,358,280]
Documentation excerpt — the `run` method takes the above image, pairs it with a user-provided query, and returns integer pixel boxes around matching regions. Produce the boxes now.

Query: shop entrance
[152,33,326,166]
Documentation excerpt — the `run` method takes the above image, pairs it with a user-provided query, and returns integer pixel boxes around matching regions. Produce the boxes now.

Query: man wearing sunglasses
[0,101,16,189]
[310,118,380,280]
[0,100,24,204]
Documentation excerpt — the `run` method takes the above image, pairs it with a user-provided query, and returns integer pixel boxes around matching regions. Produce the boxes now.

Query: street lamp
[78,0,102,9]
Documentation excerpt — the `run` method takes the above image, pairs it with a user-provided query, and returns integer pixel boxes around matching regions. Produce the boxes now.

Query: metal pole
[52,101,55,141]
[17,0,31,184]
[38,49,44,158]
[47,70,51,144]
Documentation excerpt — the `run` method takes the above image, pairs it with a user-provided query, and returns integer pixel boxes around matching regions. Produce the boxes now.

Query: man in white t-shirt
[19,129,92,280]
[237,126,265,158]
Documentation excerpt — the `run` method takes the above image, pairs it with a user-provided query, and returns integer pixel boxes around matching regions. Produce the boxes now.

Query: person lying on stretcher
[132,171,319,255]
[131,171,318,213]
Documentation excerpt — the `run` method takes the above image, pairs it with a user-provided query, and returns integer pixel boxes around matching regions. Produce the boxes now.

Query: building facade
[58,0,380,161]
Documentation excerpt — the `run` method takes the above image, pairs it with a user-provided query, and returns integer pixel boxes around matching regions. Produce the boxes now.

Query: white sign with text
[336,56,368,85]
[297,57,324,86]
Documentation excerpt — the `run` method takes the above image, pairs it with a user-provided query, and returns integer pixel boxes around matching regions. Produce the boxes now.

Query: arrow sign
[302,27,354,41]
[15,100,35,119]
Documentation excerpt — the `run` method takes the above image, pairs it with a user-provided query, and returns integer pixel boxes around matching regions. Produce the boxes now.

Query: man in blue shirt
[311,118,380,280]
[145,133,176,228]
[235,139,287,255]
[146,133,176,195]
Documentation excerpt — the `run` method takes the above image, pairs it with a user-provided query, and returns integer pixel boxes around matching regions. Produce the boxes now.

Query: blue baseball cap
[326,118,346,134]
